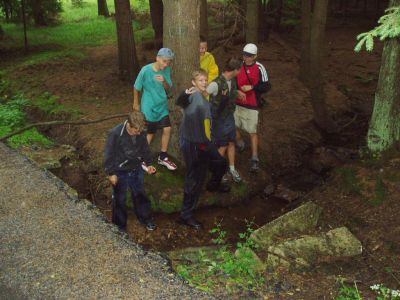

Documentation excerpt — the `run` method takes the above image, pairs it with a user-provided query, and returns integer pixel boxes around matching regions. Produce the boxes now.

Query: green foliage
[370,283,400,300]
[355,6,400,52]
[35,92,80,116]
[336,281,363,300]
[177,221,265,293]
[336,167,362,195]
[369,177,386,206]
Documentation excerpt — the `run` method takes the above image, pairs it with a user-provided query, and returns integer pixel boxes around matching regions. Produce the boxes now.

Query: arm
[253,64,271,94]
[176,90,191,109]
[133,88,141,111]
[104,129,118,179]
[208,55,219,82]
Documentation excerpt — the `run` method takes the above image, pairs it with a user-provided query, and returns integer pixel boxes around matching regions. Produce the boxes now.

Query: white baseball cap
[243,43,258,55]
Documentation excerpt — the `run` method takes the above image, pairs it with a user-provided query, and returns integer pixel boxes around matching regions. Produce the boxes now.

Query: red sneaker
[158,157,177,171]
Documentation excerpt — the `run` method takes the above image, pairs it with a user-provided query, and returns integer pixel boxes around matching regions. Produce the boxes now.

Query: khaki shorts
[234,106,259,134]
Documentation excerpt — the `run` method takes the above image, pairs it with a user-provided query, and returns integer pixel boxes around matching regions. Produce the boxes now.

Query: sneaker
[222,173,230,183]
[145,221,157,231]
[250,159,259,173]
[229,169,242,183]
[158,156,177,171]
[179,217,202,230]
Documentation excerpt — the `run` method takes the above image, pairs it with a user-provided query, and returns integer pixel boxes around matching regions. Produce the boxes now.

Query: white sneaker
[158,157,177,171]
[229,169,242,183]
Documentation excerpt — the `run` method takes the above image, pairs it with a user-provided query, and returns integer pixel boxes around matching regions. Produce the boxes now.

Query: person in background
[235,43,271,173]
[133,47,177,171]
[200,36,219,82]
[207,58,245,183]
[104,111,157,231]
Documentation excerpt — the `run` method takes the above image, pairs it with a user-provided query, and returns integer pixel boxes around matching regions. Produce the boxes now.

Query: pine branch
[0,113,127,142]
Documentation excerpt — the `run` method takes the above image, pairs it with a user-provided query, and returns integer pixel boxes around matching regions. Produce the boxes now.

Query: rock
[266,227,362,270]
[234,247,266,273]
[250,202,322,248]
[309,147,343,173]
[264,183,275,197]
[273,184,300,202]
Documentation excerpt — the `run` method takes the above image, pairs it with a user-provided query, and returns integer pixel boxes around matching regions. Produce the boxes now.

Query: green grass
[0,0,153,66]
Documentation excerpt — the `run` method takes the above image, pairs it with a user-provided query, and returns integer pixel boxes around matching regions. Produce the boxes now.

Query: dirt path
[0,142,211,299]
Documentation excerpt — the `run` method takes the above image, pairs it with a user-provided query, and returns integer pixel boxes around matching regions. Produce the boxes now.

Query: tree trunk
[308,0,336,132]
[163,0,200,159]
[299,0,311,81]
[98,0,109,17]
[0,24,4,41]
[246,0,259,43]
[31,0,47,26]
[258,0,270,41]
[150,0,163,40]
[114,0,140,81]
[274,0,283,31]
[200,0,208,39]
[367,0,400,153]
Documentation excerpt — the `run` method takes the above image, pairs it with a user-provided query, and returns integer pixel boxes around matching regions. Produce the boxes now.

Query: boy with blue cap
[133,48,177,171]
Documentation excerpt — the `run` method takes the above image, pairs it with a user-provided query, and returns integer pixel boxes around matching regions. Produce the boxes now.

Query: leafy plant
[370,284,400,300]
[369,177,386,206]
[336,280,363,300]
[336,167,362,195]
[355,6,400,52]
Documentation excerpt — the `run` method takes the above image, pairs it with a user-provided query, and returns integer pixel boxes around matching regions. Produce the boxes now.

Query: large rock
[266,227,363,270]
[250,202,322,248]
[20,144,76,169]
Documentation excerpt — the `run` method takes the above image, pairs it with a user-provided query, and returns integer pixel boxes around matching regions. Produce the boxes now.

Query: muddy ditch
[20,109,364,253]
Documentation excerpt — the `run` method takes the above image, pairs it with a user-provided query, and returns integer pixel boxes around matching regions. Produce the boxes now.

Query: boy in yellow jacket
[200,36,219,82]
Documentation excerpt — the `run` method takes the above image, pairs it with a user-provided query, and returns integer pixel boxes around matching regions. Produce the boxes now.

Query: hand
[222,89,228,96]
[147,166,156,174]
[237,90,246,100]
[185,87,197,94]
[241,85,253,92]
[155,75,165,82]
[109,175,118,186]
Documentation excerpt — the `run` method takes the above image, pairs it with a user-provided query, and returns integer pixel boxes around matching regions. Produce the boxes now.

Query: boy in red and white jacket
[234,43,271,172]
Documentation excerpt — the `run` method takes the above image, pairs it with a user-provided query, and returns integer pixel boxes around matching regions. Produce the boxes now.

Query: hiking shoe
[250,159,259,173]
[229,169,242,183]
[179,217,202,230]
[222,173,231,183]
[145,221,157,231]
[158,156,177,171]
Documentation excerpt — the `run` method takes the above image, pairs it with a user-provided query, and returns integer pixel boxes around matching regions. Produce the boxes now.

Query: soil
[2,14,399,299]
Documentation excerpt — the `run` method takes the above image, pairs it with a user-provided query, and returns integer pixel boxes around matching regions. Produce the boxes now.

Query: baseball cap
[243,43,257,55]
[157,48,174,59]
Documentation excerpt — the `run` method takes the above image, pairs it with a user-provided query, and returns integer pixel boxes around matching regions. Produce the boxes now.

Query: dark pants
[112,169,152,230]
[180,138,227,220]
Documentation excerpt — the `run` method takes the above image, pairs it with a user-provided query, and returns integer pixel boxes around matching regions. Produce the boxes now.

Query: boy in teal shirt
[133,48,177,171]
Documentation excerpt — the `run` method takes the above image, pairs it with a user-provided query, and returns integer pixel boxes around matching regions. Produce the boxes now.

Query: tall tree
[114,0,140,81]
[200,0,208,39]
[163,0,200,158]
[150,0,163,40]
[300,0,336,132]
[362,0,400,153]
[246,0,259,43]
[98,0,109,17]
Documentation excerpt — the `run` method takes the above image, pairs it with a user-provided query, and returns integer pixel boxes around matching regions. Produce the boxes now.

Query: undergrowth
[176,221,265,293]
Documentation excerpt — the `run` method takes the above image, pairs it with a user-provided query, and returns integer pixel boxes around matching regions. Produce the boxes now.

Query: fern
[354,6,400,52]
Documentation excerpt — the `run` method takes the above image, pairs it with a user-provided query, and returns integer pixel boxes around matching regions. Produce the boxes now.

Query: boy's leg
[157,116,177,170]
[206,143,229,192]
[161,126,171,153]
[218,145,227,157]
[129,169,152,224]
[112,173,129,230]
[147,133,154,144]
[250,133,258,158]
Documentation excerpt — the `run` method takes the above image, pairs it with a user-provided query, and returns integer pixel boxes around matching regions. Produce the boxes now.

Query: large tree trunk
[114,0,140,81]
[31,0,47,26]
[367,0,400,153]
[200,0,208,39]
[163,0,200,159]
[246,0,259,43]
[150,0,163,40]
[299,0,311,81]
[98,0,109,17]
[302,0,336,132]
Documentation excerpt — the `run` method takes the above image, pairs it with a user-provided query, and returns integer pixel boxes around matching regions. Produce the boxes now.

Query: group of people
[104,39,271,232]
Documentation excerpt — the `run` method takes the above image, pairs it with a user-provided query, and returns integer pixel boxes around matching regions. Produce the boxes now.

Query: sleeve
[134,67,145,91]
[104,129,118,176]
[217,95,230,116]
[140,134,153,166]
[206,82,219,96]
[176,90,191,109]
[253,64,271,94]
[208,55,219,82]
[164,67,173,88]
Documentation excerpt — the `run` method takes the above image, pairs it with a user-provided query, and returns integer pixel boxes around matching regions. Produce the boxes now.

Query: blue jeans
[112,169,152,230]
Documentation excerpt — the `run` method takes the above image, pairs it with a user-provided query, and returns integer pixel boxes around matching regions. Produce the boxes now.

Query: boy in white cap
[234,43,271,173]
[133,48,177,171]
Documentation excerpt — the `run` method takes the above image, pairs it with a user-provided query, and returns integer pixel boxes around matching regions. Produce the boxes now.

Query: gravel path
[0,143,212,299]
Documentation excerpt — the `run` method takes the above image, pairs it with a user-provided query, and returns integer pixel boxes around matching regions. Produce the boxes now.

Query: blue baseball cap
[157,48,174,59]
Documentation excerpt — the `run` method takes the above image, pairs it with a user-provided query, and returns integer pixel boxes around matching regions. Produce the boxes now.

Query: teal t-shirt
[134,63,173,122]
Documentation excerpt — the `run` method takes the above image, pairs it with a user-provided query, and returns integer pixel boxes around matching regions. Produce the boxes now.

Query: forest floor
[1,16,399,299]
